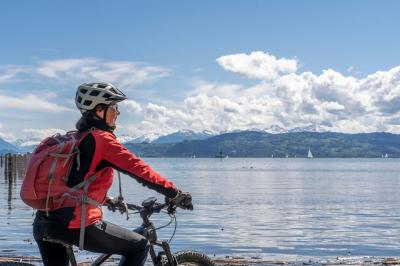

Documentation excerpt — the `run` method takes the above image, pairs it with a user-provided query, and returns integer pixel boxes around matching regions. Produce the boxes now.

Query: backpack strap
[68,175,99,250]
[79,177,91,250]
[51,174,100,250]
[62,133,77,168]
[45,140,65,216]
[45,179,55,216]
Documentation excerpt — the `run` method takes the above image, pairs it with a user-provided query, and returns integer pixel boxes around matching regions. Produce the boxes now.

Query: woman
[33,82,193,266]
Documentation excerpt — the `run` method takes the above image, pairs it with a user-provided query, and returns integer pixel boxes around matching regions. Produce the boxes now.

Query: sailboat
[214,149,228,158]
[307,148,313,159]
[385,153,388,158]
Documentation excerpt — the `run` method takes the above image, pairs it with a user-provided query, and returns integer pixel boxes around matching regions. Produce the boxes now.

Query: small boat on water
[307,148,313,158]
[214,149,228,158]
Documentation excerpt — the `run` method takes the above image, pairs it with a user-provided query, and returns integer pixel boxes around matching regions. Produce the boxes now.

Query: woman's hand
[105,196,125,212]
[168,190,193,210]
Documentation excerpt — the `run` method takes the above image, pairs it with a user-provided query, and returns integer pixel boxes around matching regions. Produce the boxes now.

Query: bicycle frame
[90,224,176,266]
[85,199,178,266]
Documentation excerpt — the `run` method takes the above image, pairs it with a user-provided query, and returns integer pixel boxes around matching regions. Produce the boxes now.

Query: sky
[1,1,400,144]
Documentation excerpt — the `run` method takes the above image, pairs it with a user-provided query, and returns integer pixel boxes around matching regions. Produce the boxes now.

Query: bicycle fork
[144,222,177,266]
[149,240,177,266]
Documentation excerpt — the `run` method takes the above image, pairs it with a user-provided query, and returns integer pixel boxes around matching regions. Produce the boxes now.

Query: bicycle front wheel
[174,250,216,266]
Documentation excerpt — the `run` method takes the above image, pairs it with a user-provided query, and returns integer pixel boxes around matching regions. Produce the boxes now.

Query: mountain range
[124,131,400,158]
[0,138,19,153]
[2,125,400,157]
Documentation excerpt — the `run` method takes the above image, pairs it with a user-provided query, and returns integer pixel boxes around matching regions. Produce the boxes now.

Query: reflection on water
[1,158,400,262]
[0,154,34,257]
[1,154,28,212]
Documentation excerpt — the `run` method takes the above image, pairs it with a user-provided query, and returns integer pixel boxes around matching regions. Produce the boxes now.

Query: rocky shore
[1,256,400,265]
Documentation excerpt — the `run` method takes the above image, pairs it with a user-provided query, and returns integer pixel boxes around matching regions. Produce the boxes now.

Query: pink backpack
[20,129,100,250]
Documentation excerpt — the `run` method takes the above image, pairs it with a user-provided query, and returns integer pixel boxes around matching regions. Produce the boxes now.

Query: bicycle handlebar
[104,199,176,216]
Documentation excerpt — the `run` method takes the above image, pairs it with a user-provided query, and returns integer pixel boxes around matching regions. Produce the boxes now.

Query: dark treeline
[124,131,400,158]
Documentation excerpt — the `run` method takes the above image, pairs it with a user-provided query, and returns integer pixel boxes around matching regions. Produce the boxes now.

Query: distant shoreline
[1,152,400,159]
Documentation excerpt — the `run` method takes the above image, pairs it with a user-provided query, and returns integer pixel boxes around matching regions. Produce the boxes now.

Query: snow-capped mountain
[11,128,67,153]
[0,137,19,153]
[7,124,328,152]
[118,133,161,144]
[234,124,326,134]
[224,125,287,134]
[288,124,327,133]
[263,125,288,134]
[12,138,40,153]
[153,130,215,144]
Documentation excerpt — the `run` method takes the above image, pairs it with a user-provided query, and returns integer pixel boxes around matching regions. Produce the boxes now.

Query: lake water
[1,158,400,263]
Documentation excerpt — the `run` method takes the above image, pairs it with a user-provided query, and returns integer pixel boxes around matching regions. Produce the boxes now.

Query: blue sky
[1,1,400,144]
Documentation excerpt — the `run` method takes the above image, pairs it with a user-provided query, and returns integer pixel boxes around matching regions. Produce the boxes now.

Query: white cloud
[16,128,67,147]
[320,101,345,111]
[0,58,170,90]
[2,52,400,137]
[188,79,243,99]
[122,99,143,114]
[0,94,72,112]
[0,65,32,83]
[35,58,170,89]
[22,128,66,139]
[0,123,16,143]
[120,52,400,135]
[217,51,297,80]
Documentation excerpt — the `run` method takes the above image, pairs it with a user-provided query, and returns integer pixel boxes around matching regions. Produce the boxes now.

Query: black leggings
[33,215,150,266]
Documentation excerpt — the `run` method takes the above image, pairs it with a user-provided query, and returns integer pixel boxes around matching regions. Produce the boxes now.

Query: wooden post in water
[12,154,17,180]
[3,154,7,178]
[16,154,28,179]
[0,154,3,168]
[6,153,13,181]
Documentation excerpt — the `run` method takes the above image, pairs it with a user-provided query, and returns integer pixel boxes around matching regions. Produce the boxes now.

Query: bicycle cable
[154,214,175,231]
[167,214,177,243]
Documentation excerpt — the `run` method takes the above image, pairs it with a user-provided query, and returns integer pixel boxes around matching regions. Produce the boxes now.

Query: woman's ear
[95,107,104,119]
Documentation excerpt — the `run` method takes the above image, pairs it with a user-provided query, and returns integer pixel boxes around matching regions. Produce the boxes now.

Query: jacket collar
[76,112,115,133]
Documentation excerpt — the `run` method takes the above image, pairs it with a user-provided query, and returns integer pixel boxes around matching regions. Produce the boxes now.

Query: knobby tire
[174,250,216,266]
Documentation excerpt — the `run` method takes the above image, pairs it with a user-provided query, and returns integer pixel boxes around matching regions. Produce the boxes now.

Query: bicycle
[1,197,216,266]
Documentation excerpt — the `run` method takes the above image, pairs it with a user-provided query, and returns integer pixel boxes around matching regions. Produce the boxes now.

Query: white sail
[385,153,388,158]
[307,148,313,158]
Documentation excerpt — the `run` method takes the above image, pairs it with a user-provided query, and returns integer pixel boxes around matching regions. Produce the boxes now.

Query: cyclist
[32,82,193,266]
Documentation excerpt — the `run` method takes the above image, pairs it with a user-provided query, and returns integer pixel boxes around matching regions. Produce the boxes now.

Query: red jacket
[64,128,178,229]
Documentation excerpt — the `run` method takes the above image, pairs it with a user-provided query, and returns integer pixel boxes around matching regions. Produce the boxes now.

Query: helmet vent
[89,90,100,96]
[77,96,82,103]
[109,88,117,94]
[83,100,93,106]
[97,84,107,89]
[80,88,88,94]
[103,93,111,98]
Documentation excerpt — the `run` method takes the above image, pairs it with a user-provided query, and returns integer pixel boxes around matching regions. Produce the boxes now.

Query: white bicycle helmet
[75,82,127,113]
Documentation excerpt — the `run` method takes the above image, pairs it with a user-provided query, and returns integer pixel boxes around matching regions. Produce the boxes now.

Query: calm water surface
[1,158,399,262]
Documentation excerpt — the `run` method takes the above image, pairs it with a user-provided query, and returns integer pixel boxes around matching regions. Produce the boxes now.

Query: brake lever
[122,202,129,220]
[167,203,177,215]
[107,196,129,220]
